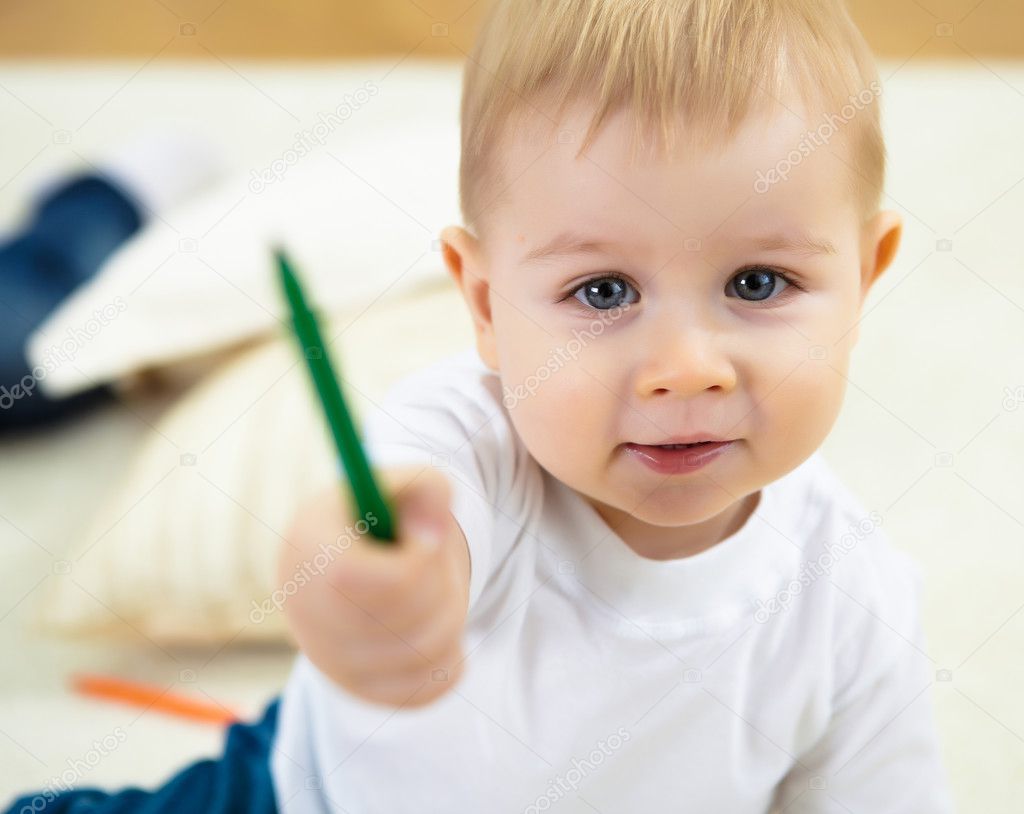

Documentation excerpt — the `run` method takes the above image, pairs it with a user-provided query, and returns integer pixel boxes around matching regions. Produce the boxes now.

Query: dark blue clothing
[0,173,143,431]
[1,696,280,814]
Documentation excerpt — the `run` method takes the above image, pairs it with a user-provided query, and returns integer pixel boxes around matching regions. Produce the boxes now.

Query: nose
[633,314,737,399]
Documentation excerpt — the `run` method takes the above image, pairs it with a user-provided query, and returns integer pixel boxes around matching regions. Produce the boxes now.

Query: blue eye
[728,266,795,302]
[571,275,640,310]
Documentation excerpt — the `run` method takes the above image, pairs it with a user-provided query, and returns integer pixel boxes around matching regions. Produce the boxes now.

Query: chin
[605,482,732,527]
[631,500,727,528]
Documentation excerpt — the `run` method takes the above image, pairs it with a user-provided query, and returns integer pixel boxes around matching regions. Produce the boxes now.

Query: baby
[273,0,955,811]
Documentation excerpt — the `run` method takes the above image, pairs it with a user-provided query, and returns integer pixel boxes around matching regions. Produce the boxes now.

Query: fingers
[279,463,468,710]
[327,511,446,601]
[335,595,468,675]
[325,466,456,616]
[376,464,452,511]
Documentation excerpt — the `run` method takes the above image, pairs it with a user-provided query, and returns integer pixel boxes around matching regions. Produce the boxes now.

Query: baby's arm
[277,465,472,709]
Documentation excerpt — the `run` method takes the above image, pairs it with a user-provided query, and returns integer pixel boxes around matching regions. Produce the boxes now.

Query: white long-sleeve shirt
[270,347,955,813]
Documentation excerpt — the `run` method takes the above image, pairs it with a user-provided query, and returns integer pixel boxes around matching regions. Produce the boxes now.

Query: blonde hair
[457,0,886,237]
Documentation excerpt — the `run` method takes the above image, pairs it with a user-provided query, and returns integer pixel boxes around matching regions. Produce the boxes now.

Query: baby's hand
[278,466,471,709]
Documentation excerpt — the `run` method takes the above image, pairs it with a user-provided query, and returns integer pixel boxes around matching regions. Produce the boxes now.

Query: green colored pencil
[274,246,396,544]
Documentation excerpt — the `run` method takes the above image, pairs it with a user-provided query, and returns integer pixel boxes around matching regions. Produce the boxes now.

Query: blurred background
[0,0,1022,809]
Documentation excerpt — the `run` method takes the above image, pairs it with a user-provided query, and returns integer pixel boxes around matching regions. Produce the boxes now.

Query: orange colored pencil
[70,673,240,726]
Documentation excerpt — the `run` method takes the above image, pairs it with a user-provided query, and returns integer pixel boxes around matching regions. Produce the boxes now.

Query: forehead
[489,96,859,258]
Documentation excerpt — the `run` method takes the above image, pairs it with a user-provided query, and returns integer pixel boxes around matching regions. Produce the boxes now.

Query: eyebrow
[749,232,838,257]
[522,229,838,263]
[522,232,617,263]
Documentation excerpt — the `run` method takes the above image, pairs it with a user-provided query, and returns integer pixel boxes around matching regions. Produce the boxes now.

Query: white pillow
[32,279,475,646]
[26,66,462,399]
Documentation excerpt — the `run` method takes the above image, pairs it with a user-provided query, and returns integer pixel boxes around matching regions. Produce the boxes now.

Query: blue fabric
[0,173,143,430]
[1,696,280,814]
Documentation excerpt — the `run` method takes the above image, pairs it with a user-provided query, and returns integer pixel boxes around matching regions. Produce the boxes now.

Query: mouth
[631,433,732,447]
[649,441,721,450]
[622,439,735,474]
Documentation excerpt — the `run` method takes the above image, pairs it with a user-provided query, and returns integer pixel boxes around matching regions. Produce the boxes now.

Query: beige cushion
[33,279,474,646]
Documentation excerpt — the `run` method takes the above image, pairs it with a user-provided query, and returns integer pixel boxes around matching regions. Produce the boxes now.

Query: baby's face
[444,96,901,550]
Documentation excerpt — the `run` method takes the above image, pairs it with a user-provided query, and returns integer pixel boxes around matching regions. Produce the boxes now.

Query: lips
[622,439,735,475]
[636,433,731,446]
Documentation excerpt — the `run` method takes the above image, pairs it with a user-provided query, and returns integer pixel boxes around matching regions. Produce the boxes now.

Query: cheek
[498,347,612,478]
[752,350,849,464]
[490,298,550,374]
[506,393,607,493]
[799,279,864,351]
[505,361,600,439]
[491,296,613,399]
[744,287,862,382]
[737,294,855,459]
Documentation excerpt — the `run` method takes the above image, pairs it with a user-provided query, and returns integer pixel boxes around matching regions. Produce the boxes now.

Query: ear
[847,210,902,347]
[859,209,903,300]
[439,225,500,371]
